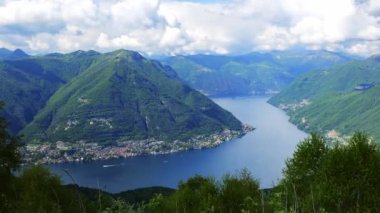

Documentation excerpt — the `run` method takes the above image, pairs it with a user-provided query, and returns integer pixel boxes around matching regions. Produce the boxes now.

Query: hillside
[162,50,353,96]
[21,50,245,148]
[269,56,380,140]
[0,50,99,133]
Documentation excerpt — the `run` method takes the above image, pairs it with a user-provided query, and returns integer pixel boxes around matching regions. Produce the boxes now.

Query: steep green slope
[22,50,244,144]
[269,56,380,140]
[162,50,353,96]
[0,51,100,133]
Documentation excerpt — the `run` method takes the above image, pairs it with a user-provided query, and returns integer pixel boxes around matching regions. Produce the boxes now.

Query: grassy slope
[269,57,380,140]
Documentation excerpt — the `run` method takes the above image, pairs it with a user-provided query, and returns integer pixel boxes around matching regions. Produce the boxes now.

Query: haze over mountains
[0,48,29,60]
[162,50,355,96]
[1,47,380,145]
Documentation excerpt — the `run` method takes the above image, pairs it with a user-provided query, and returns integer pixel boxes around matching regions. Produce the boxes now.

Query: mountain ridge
[0,49,253,163]
[161,50,356,96]
[0,48,29,59]
[269,55,380,141]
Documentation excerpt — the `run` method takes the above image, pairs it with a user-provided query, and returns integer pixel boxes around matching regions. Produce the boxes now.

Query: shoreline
[22,124,254,165]
[268,100,352,143]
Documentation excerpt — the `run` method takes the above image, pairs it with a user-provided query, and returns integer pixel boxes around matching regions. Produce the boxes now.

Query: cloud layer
[0,0,379,56]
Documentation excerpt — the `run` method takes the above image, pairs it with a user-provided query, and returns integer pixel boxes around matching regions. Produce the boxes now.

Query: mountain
[21,50,244,145]
[0,48,14,58]
[0,48,29,59]
[161,50,354,96]
[161,56,252,96]
[269,56,380,140]
[0,50,99,133]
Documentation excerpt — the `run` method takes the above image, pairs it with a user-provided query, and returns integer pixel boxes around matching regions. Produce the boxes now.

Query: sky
[0,0,379,56]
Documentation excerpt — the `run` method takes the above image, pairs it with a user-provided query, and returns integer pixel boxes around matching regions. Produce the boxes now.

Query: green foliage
[317,132,380,212]
[5,165,139,213]
[280,132,380,212]
[281,133,327,212]
[0,51,99,134]
[147,194,166,213]
[15,165,115,212]
[18,165,64,212]
[102,198,144,213]
[270,56,380,141]
[175,176,218,212]
[147,169,262,213]
[114,186,175,204]
[0,101,21,211]
[219,169,261,212]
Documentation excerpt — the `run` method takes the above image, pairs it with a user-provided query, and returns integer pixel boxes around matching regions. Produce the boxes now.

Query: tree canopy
[0,101,21,211]
[280,132,380,212]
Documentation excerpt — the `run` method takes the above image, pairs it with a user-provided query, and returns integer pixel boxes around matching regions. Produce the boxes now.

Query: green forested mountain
[20,50,243,144]
[269,55,380,140]
[0,50,99,133]
[162,50,353,96]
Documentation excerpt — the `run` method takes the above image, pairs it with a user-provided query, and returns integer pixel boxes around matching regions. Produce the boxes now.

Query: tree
[0,101,21,211]
[318,132,380,212]
[282,133,327,212]
[150,169,261,212]
[174,176,218,212]
[18,165,63,212]
[219,169,261,213]
[281,132,380,212]
[147,194,166,213]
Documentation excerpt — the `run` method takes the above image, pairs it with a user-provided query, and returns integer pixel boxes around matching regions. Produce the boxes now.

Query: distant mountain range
[2,46,374,149]
[0,48,29,59]
[161,50,355,96]
[269,55,380,141]
[0,49,245,147]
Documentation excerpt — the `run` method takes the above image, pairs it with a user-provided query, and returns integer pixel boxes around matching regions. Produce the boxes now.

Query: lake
[47,96,307,193]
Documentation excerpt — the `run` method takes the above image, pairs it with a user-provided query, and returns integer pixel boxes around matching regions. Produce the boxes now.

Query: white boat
[102,164,117,168]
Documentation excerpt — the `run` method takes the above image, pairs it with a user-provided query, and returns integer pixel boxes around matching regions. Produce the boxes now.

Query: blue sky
[0,0,379,56]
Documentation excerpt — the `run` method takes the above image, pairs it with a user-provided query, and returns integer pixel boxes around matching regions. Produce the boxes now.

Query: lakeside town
[22,125,254,164]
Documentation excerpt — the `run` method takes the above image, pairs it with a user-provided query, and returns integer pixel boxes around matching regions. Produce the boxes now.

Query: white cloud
[367,0,380,16]
[0,0,379,56]
[26,33,52,51]
[97,33,141,49]
[256,26,296,50]
[346,40,380,56]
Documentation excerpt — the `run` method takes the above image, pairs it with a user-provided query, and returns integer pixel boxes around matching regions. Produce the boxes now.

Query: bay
[47,96,307,193]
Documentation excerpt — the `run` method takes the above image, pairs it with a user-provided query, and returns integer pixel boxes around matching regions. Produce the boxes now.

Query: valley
[162,50,354,96]
[47,96,307,192]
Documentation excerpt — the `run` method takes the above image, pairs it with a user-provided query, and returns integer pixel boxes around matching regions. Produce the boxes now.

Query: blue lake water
[47,96,307,193]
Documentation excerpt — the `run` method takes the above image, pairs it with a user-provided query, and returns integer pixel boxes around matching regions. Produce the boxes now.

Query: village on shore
[22,125,253,164]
